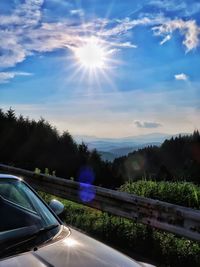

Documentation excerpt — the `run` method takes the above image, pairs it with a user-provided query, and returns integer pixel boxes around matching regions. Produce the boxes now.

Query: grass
[38,180,200,267]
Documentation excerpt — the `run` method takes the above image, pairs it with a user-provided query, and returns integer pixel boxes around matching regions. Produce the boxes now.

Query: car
[0,174,155,267]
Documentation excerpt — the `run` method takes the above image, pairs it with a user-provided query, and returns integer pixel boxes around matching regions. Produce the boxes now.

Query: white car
[0,174,154,267]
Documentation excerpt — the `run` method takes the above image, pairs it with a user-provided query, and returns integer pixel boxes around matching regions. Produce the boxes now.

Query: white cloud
[0,0,44,26]
[100,17,154,37]
[149,0,200,16]
[100,16,200,52]
[0,37,27,68]
[153,19,200,52]
[0,0,44,68]
[134,120,162,128]
[70,9,84,16]
[0,72,32,84]
[0,2,136,69]
[174,73,189,81]
[0,0,199,72]
[149,0,186,12]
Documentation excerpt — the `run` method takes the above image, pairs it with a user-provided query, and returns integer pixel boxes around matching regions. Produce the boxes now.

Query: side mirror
[49,199,64,216]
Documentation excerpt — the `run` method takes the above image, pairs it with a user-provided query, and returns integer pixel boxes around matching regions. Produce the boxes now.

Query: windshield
[0,178,60,249]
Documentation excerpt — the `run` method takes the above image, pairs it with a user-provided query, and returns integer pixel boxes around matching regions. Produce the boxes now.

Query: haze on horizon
[0,0,200,138]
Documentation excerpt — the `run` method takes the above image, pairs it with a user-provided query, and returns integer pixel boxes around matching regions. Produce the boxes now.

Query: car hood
[0,227,151,267]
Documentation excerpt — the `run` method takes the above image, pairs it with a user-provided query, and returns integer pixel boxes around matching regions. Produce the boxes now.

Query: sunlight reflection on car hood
[63,237,79,247]
[0,227,155,267]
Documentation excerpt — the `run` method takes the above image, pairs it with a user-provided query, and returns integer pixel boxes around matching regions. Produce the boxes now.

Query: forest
[113,130,200,184]
[0,108,122,188]
[0,108,200,186]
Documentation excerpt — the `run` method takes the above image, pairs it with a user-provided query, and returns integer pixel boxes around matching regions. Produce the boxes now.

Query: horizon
[0,0,200,138]
[73,131,191,140]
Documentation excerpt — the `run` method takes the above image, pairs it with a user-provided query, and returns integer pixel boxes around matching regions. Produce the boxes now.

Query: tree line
[112,130,200,184]
[0,108,122,188]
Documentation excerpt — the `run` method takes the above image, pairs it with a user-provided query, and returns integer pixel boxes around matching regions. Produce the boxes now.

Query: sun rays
[66,36,120,95]
[74,37,107,70]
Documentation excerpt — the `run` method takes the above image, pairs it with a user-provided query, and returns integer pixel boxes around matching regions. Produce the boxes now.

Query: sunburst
[74,37,108,70]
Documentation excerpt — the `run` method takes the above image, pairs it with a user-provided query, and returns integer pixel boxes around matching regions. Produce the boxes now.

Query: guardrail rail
[0,163,200,242]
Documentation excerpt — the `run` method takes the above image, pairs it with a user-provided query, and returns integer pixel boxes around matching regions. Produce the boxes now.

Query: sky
[0,0,200,138]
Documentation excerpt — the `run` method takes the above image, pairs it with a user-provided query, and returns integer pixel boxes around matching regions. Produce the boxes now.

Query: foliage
[113,131,200,184]
[0,108,122,188]
[120,180,200,209]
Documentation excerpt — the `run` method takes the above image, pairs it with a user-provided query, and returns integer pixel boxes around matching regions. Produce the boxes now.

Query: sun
[74,37,107,69]
[69,36,118,90]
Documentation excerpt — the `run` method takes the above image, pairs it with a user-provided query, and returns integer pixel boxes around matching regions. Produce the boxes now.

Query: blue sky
[0,0,200,137]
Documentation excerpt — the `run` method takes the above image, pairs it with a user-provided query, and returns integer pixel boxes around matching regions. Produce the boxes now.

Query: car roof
[0,174,20,180]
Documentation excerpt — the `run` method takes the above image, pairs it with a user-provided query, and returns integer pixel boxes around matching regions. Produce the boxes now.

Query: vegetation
[1,108,200,187]
[38,180,200,267]
[113,131,200,184]
[0,108,122,188]
[120,180,200,209]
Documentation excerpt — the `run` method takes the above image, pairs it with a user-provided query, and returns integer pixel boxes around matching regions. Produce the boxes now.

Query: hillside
[0,108,122,188]
[112,131,200,184]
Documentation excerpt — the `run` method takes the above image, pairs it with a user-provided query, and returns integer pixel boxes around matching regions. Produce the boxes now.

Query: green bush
[120,180,200,209]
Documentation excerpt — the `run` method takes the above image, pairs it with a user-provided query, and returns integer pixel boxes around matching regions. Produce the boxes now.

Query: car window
[0,181,35,211]
[0,179,60,230]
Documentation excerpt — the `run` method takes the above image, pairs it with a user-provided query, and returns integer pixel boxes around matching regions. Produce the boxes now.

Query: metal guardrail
[0,163,200,242]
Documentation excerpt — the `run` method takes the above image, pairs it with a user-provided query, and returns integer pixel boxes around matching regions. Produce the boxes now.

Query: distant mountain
[75,133,189,144]
[99,142,161,161]
[74,133,189,161]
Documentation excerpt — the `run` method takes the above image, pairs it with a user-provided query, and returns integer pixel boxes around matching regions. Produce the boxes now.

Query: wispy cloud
[153,19,200,52]
[102,15,200,52]
[99,17,153,37]
[0,72,32,84]
[149,0,200,16]
[0,0,44,26]
[174,73,189,81]
[0,1,135,69]
[0,0,44,68]
[0,0,199,72]
[149,0,186,12]
[134,120,162,128]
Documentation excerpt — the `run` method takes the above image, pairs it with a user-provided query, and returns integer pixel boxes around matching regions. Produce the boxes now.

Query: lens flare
[79,183,96,203]
[78,167,96,203]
